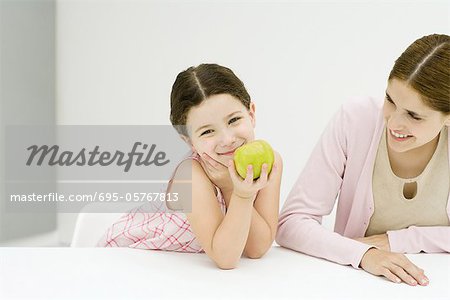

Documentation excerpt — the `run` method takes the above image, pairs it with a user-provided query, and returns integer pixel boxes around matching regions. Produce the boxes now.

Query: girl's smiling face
[383,78,450,154]
[184,94,256,166]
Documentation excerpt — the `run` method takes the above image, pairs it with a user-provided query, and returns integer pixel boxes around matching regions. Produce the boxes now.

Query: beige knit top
[366,127,450,236]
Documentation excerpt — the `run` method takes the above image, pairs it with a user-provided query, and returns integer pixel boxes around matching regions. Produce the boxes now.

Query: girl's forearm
[219,189,274,260]
[210,193,254,269]
[243,209,273,258]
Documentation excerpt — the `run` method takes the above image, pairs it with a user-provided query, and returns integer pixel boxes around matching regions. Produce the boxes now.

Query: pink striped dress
[96,152,227,252]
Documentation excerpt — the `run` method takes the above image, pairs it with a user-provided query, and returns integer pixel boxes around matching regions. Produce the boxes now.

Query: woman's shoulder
[337,96,384,135]
[340,96,383,120]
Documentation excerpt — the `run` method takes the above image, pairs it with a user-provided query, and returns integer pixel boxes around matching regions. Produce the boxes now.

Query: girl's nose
[220,130,236,146]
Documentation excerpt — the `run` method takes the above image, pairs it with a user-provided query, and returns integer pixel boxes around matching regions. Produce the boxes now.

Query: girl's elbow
[245,250,265,259]
[211,250,240,269]
[215,258,239,270]
[245,244,270,259]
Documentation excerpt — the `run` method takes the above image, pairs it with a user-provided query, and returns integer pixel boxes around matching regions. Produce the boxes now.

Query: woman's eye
[229,117,241,124]
[409,113,422,121]
[386,96,395,104]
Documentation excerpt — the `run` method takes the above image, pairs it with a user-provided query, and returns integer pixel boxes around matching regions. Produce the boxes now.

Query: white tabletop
[0,246,448,300]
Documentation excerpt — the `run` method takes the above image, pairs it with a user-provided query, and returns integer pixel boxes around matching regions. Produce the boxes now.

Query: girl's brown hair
[170,64,251,137]
[389,34,449,114]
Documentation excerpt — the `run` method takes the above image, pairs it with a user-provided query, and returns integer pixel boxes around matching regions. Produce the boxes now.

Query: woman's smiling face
[383,78,450,154]
[184,94,256,166]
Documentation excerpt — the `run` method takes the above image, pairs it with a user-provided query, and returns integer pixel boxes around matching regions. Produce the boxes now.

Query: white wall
[56,0,450,243]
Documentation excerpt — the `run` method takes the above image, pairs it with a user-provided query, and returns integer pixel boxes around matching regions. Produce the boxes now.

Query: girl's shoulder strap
[168,151,227,212]
[186,151,201,162]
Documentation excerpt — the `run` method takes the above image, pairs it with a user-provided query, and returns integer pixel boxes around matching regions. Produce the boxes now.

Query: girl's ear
[180,134,196,152]
[249,102,256,128]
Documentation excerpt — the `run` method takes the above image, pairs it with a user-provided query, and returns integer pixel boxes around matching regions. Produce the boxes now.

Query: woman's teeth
[390,129,411,139]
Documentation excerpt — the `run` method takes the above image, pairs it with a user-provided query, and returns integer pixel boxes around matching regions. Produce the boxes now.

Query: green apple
[233,140,274,180]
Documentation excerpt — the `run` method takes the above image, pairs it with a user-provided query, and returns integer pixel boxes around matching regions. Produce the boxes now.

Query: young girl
[98,64,283,269]
[276,34,449,285]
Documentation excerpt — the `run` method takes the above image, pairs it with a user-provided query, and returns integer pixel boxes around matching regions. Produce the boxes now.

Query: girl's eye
[229,117,241,124]
[200,129,213,136]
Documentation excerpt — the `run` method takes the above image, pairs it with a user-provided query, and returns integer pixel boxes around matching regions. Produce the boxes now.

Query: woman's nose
[389,111,407,128]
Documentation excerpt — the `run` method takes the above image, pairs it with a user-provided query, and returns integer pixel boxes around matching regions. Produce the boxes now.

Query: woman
[276,34,449,285]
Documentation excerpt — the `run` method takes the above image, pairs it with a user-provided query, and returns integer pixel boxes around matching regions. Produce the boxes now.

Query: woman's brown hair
[389,34,449,114]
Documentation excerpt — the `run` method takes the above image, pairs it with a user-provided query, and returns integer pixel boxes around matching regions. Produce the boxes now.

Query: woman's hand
[355,233,391,251]
[198,152,233,193]
[360,248,429,286]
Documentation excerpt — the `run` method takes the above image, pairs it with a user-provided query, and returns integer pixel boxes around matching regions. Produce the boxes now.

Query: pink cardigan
[276,97,450,269]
